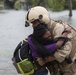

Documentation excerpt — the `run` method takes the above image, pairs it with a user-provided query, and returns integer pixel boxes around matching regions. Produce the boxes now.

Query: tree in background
[1,0,76,17]
[27,0,74,17]
[68,0,72,17]
[4,0,16,9]
[26,0,32,10]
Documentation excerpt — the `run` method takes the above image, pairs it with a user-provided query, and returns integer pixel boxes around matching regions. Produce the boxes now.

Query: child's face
[42,30,52,39]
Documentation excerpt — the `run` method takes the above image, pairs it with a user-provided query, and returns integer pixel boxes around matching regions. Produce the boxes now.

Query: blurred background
[0,0,76,75]
[0,0,75,12]
[0,0,75,18]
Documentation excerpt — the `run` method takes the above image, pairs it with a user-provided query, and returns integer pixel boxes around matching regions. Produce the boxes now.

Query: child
[27,24,71,74]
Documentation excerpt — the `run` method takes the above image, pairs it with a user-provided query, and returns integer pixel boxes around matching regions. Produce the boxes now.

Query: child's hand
[37,58,46,66]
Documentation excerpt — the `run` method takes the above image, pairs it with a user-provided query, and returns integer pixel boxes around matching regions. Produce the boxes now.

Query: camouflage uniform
[48,20,76,75]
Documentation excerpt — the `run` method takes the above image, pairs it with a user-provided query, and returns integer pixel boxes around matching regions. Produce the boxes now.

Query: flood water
[49,10,76,28]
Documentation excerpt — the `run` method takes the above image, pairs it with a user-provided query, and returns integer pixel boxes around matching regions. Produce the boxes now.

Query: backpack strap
[18,40,23,61]
[18,38,28,61]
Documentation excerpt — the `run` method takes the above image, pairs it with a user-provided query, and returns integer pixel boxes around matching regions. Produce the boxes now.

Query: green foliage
[48,0,65,11]
[32,0,38,7]
[32,0,47,7]
[1,0,76,11]
[72,0,76,9]
[11,0,76,11]
[0,1,4,10]
[14,0,21,10]
[63,0,76,10]
[31,0,65,11]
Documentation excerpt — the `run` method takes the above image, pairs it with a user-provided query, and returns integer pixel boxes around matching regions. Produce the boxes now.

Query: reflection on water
[49,10,76,29]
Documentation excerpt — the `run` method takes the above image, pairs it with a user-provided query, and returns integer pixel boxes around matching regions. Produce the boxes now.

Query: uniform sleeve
[52,23,72,62]
[54,41,72,62]
[53,23,64,39]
